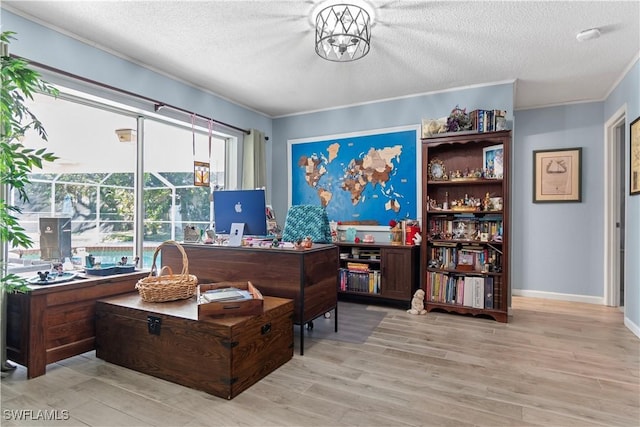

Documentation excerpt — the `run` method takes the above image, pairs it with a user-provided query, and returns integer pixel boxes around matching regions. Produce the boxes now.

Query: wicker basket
[135,240,198,302]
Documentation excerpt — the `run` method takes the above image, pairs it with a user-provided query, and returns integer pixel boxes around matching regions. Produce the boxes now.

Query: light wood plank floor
[2,296,638,427]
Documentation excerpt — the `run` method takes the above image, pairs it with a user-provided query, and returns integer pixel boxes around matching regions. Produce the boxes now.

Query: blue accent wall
[513,103,604,297]
[272,84,515,222]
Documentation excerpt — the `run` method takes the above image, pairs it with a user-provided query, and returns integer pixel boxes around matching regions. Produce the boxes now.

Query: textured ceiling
[3,1,639,117]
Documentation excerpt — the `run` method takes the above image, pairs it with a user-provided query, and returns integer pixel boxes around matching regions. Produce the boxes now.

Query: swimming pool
[17,246,161,269]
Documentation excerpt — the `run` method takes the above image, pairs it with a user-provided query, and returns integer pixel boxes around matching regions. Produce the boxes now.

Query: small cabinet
[337,243,419,306]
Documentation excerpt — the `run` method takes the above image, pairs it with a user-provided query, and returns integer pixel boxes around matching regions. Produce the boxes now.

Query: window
[143,118,226,243]
[9,89,230,271]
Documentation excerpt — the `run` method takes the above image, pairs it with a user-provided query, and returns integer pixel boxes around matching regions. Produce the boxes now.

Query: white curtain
[242,129,266,189]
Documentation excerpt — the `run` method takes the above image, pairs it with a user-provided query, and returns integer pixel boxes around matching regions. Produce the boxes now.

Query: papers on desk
[202,287,252,303]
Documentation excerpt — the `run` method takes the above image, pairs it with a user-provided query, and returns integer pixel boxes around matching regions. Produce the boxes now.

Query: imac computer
[212,189,268,236]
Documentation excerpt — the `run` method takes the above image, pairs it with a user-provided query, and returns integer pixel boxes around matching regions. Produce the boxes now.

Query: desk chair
[281,204,335,336]
[281,205,331,243]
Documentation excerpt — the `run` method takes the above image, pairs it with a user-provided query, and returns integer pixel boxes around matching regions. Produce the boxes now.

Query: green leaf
[1,30,58,292]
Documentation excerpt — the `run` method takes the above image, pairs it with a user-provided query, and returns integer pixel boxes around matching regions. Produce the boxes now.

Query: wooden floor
[2,296,638,426]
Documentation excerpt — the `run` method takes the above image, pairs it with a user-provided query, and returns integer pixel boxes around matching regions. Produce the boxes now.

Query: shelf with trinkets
[421,130,511,323]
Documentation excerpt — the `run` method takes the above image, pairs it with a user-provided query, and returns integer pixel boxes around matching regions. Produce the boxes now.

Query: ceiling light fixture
[314,1,372,62]
[576,28,601,42]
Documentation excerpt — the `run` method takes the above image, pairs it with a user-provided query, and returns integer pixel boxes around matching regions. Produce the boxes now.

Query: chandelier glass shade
[315,3,371,62]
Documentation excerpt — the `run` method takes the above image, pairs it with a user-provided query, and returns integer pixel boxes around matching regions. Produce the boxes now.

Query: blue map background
[290,128,417,225]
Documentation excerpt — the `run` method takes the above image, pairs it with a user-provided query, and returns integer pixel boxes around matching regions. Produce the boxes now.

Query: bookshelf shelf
[430,239,503,245]
[426,267,503,277]
[339,256,381,264]
[427,210,504,216]
[421,130,511,323]
[427,178,503,186]
[426,301,508,322]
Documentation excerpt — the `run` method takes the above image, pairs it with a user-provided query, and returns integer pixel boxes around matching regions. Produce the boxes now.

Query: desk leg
[299,305,305,356]
[334,304,338,332]
[27,295,47,379]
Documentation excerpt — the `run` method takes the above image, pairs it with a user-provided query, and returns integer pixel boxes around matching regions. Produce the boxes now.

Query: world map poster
[289,127,418,225]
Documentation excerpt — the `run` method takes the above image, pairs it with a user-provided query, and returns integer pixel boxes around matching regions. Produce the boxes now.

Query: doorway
[604,106,626,308]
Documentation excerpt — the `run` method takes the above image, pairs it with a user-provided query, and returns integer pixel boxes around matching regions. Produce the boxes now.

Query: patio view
[8,90,230,273]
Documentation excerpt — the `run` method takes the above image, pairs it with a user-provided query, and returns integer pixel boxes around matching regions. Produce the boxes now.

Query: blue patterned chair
[281,205,331,243]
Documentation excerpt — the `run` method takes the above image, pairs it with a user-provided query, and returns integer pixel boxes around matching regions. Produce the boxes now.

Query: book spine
[484,276,494,309]
[470,109,479,131]
[472,277,485,308]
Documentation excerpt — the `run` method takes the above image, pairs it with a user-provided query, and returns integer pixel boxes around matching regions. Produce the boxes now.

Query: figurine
[483,192,491,211]
[412,232,422,245]
[407,289,427,315]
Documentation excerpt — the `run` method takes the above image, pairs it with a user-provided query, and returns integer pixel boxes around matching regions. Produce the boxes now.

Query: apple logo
[234,202,242,213]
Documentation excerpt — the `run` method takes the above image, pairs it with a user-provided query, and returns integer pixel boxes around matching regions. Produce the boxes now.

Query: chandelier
[315,2,372,62]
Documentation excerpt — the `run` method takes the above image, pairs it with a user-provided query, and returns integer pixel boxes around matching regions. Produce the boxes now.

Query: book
[472,277,485,309]
[346,262,369,271]
[202,287,251,302]
[463,278,474,307]
[484,276,494,309]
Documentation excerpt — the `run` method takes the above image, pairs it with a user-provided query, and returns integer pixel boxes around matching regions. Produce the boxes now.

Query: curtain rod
[15,54,252,136]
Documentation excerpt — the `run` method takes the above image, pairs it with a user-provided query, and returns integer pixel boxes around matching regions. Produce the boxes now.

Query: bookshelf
[421,130,511,322]
[336,243,419,306]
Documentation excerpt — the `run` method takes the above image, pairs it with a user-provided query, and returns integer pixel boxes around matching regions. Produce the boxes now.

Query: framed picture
[533,147,582,203]
[630,116,640,195]
[483,144,503,179]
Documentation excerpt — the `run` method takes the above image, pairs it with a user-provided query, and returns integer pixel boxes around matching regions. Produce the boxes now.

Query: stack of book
[339,262,381,294]
[426,273,494,309]
[469,109,507,132]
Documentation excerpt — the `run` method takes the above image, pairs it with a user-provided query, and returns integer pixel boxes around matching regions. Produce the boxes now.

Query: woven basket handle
[159,265,174,276]
[148,240,190,278]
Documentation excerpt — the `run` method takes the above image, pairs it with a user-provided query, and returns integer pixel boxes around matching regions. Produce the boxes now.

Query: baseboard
[512,289,603,305]
[624,317,640,339]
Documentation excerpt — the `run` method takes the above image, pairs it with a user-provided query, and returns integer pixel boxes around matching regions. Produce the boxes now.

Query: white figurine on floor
[407,289,427,315]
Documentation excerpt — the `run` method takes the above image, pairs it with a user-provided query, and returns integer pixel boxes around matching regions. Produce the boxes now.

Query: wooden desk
[6,270,149,378]
[161,243,338,355]
[96,293,293,400]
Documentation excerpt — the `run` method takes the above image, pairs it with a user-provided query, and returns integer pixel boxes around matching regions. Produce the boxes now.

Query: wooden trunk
[95,293,294,400]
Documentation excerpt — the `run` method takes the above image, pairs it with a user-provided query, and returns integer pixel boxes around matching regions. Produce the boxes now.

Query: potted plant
[1,31,58,373]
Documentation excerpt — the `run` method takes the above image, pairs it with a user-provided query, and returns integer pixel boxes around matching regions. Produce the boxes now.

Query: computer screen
[212,189,268,236]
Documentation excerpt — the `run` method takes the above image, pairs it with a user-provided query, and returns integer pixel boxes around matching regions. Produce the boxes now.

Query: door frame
[603,104,626,307]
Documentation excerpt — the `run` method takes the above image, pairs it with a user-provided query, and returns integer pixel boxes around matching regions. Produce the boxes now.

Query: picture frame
[482,144,503,179]
[533,147,582,203]
[630,116,640,195]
